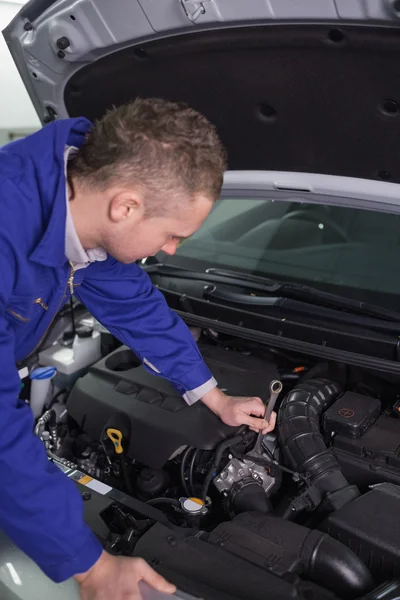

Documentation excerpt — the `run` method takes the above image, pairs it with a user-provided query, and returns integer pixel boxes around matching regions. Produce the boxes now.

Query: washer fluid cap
[30,366,57,380]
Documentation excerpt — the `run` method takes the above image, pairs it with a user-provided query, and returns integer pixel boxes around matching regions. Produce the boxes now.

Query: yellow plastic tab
[188,497,204,506]
[78,475,93,485]
[106,428,124,454]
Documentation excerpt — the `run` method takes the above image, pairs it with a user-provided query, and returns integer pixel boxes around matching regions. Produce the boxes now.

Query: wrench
[253,379,283,455]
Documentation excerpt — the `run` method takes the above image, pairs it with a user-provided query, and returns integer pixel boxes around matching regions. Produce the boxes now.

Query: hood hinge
[179,0,210,23]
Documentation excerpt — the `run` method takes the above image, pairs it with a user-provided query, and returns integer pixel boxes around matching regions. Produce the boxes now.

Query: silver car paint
[3,0,400,126]
[223,171,400,213]
[0,529,79,600]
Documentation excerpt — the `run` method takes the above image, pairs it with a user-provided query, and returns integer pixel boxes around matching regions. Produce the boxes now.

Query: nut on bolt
[56,36,70,50]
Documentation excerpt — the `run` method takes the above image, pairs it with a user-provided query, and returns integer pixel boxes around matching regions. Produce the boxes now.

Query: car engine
[31,326,400,600]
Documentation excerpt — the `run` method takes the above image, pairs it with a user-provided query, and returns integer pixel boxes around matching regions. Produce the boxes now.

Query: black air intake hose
[278,379,359,511]
[211,513,374,599]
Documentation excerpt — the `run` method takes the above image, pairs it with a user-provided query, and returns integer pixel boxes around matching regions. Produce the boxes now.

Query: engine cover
[67,344,279,468]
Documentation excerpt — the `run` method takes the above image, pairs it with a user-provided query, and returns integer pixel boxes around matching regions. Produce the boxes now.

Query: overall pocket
[5,294,34,325]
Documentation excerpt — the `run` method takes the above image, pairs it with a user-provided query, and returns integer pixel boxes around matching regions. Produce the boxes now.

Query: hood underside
[4,0,400,181]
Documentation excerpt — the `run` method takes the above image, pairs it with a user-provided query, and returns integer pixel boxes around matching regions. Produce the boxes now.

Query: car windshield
[157,196,400,311]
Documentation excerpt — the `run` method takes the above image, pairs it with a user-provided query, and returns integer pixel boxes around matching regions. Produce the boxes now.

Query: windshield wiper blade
[202,286,400,334]
[206,268,400,324]
[144,263,400,324]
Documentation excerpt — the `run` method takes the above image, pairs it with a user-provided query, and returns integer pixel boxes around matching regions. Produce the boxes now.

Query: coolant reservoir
[38,329,101,379]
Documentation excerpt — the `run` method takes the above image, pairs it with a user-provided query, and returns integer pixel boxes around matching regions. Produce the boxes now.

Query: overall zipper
[34,298,49,310]
[67,261,75,296]
[26,261,75,359]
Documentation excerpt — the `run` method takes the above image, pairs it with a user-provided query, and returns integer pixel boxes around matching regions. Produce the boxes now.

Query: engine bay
[32,324,400,600]
[66,343,279,469]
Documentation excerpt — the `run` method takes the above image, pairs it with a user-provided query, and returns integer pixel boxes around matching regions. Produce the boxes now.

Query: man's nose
[160,241,177,255]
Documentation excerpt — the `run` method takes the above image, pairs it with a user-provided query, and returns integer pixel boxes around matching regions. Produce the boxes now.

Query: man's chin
[108,252,142,264]
[121,257,141,264]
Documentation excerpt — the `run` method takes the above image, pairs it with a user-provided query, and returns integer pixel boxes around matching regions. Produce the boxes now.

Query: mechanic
[0,98,276,599]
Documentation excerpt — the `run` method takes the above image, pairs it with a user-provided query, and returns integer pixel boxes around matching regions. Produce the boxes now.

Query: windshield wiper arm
[146,264,282,292]
[144,263,400,324]
[206,268,400,324]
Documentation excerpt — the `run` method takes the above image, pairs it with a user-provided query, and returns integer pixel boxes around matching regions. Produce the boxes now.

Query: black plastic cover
[209,513,373,598]
[135,521,336,600]
[323,392,381,439]
[331,414,400,488]
[321,482,400,582]
[67,344,279,469]
[135,513,372,599]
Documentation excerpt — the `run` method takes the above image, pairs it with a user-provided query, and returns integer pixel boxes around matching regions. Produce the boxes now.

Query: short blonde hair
[68,97,227,214]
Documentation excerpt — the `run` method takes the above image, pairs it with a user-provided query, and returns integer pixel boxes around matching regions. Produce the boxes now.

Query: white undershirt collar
[64,145,107,270]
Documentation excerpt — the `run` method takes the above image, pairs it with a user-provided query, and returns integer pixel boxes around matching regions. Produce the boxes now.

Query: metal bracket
[179,0,210,23]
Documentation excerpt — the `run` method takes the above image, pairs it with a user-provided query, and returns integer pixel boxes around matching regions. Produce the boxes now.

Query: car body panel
[223,171,400,214]
[0,529,79,600]
[3,0,400,124]
[4,0,400,187]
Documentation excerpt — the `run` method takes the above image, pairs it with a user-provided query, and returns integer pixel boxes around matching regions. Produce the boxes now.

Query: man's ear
[109,190,144,223]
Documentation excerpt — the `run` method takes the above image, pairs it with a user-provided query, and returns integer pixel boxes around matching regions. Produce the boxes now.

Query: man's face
[103,193,214,264]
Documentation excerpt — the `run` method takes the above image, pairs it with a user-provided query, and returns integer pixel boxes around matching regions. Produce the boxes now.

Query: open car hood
[4,0,400,184]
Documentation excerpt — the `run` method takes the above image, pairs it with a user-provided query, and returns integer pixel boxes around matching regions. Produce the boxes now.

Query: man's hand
[201,388,277,434]
[75,551,176,600]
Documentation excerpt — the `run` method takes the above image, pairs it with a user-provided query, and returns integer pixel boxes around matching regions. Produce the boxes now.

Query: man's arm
[0,249,175,598]
[77,258,217,402]
[0,251,102,582]
[77,258,276,432]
